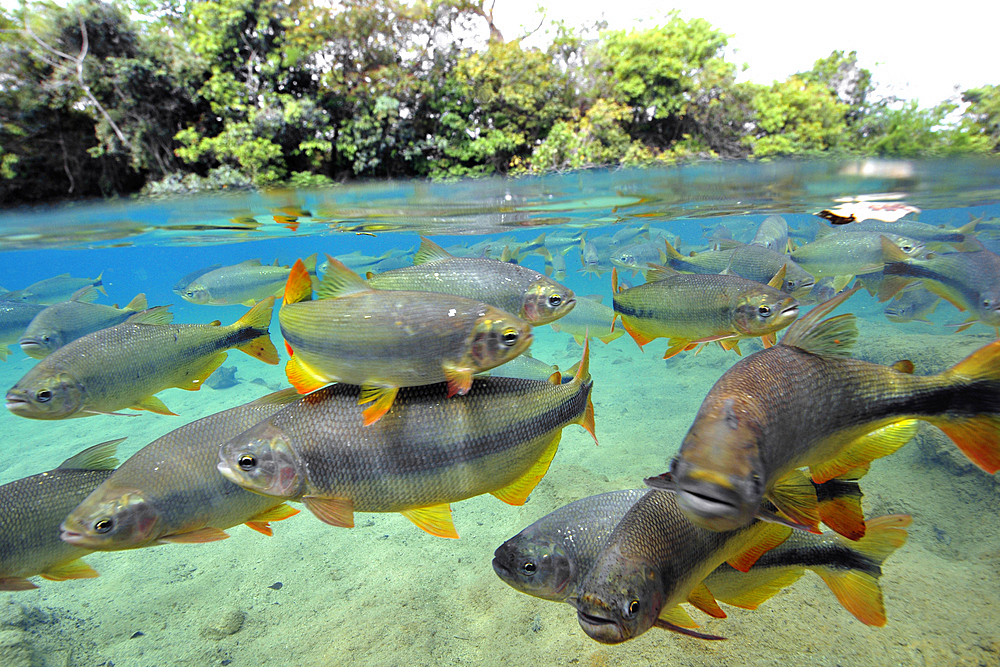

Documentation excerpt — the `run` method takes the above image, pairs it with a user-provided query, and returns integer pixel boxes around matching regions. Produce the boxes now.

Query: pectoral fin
[40,558,99,581]
[809,419,918,484]
[129,395,177,416]
[687,582,726,619]
[766,469,821,533]
[245,503,300,536]
[358,385,399,426]
[158,527,230,544]
[443,366,473,397]
[302,496,354,528]
[285,355,331,394]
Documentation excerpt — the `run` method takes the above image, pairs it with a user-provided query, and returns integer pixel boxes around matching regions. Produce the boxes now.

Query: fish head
[180,282,212,305]
[60,490,161,550]
[569,552,663,644]
[782,269,816,300]
[18,330,60,359]
[5,371,84,419]
[731,292,799,337]
[217,423,304,498]
[671,398,766,532]
[521,278,576,325]
[978,295,1000,326]
[466,310,534,371]
[492,534,574,601]
[883,300,913,322]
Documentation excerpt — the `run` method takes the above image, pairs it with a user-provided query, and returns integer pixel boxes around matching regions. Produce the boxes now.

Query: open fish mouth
[5,393,29,412]
[59,528,84,544]
[490,558,513,579]
[575,609,628,644]
[781,304,800,317]
[675,485,747,531]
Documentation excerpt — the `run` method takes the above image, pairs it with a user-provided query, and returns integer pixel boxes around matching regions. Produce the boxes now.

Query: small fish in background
[611,264,799,359]
[5,298,278,420]
[609,223,650,248]
[218,342,596,540]
[879,236,1000,333]
[549,295,624,345]
[538,244,568,282]
[655,287,1000,539]
[178,254,318,306]
[367,237,576,326]
[3,272,107,305]
[608,241,667,276]
[19,287,155,359]
[172,264,222,295]
[322,247,414,275]
[579,238,616,277]
[821,218,976,245]
[0,300,47,361]
[481,353,561,382]
[791,232,925,292]
[663,239,815,298]
[60,391,302,551]
[493,488,909,626]
[883,284,942,324]
[0,439,121,591]
[750,215,790,253]
[280,257,533,424]
[800,276,839,305]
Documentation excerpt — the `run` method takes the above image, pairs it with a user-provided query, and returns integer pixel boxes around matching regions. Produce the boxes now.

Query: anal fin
[492,433,561,506]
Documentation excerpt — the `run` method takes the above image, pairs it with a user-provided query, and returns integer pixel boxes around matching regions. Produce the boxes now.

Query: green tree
[743,77,848,158]
[959,84,1000,152]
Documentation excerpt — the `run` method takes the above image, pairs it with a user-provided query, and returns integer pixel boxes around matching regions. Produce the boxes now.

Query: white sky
[494,0,999,106]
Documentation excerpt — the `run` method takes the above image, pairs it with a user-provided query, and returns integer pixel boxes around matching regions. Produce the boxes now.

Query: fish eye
[94,518,113,534]
[238,454,258,470]
[548,294,562,307]
[501,329,519,346]
[625,600,641,618]
[521,561,537,575]
[36,389,52,403]
[41,335,50,342]
[758,305,771,317]
[185,291,195,297]
[786,280,797,289]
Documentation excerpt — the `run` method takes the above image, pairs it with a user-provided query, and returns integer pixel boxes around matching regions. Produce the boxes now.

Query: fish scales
[19,292,149,358]
[60,392,300,550]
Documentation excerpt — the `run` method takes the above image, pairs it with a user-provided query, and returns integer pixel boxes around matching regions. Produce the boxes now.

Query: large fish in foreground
[611,264,799,359]
[218,342,596,539]
[493,489,909,627]
[60,391,301,550]
[280,257,533,425]
[366,236,576,325]
[651,286,1000,538]
[0,439,121,591]
[5,298,278,419]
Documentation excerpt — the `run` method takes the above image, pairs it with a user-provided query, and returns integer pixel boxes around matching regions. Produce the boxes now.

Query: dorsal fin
[122,293,148,312]
[766,264,787,290]
[645,263,679,283]
[125,305,174,326]
[779,285,861,356]
[58,438,124,471]
[317,256,374,299]
[414,236,454,265]
[70,286,100,303]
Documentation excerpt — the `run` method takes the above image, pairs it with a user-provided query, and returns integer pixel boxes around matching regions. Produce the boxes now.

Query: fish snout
[571,596,629,644]
[674,468,758,532]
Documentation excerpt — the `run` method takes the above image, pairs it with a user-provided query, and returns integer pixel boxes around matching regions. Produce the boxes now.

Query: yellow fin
[832,274,854,292]
[0,345,9,361]
[129,394,177,416]
[492,432,561,506]
[891,360,915,373]
[663,238,685,261]
[809,419,919,484]
[302,496,355,528]
[413,236,454,264]
[359,385,399,426]
[714,568,805,610]
[662,338,691,360]
[317,256,373,299]
[401,504,458,539]
[177,353,227,391]
[727,522,792,573]
[158,527,230,544]
[232,296,279,364]
[285,355,330,394]
[443,365,473,397]
[58,438,124,471]
[656,605,698,628]
[766,264,787,290]
[817,568,886,626]
[245,503,300,536]
[123,292,147,311]
[767,469,821,533]
[125,305,174,326]
[687,582,726,618]
[779,285,860,354]
[644,262,679,283]
[40,558,98,582]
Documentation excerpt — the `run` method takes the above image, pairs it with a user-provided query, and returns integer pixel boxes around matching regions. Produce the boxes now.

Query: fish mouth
[780,304,800,318]
[59,528,85,545]
[675,484,749,532]
[491,557,512,579]
[4,392,29,413]
[574,609,627,644]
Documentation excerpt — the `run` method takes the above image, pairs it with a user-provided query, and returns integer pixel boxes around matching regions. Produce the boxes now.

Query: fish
[178,254,317,306]
[280,257,534,425]
[172,264,222,295]
[367,237,576,325]
[790,232,925,292]
[569,489,792,643]
[664,239,814,297]
[549,295,624,345]
[750,215,790,253]
[608,241,667,275]
[0,300,47,361]
[611,264,799,359]
[0,439,121,591]
[5,298,278,419]
[652,287,1000,538]
[483,354,561,382]
[60,391,301,550]
[19,288,155,358]
[883,284,942,324]
[217,342,597,539]
[879,236,1000,332]
[819,218,976,245]
[493,489,909,626]
[2,272,106,304]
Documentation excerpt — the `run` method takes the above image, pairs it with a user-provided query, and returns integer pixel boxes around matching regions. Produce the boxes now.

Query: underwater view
[0,160,998,667]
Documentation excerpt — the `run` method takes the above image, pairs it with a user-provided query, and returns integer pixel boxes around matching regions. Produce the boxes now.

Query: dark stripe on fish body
[754,543,881,578]
[814,478,863,504]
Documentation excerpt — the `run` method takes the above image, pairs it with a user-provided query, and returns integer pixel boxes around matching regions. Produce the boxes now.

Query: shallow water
[1,161,999,667]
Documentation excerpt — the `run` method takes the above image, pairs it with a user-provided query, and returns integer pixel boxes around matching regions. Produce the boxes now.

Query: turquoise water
[1,161,999,666]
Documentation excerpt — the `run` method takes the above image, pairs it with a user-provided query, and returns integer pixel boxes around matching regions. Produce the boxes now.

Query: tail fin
[233,296,279,364]
[813,514,910,626]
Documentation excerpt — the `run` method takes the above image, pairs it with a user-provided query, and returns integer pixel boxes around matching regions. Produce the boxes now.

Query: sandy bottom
[1,306,998,667]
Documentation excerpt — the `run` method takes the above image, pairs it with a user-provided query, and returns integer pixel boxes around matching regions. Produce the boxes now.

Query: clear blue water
[1,161,998,666]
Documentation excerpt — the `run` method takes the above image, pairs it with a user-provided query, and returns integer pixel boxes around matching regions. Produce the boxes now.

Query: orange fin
[815,467,868,541]
[40,558,99,581]
[359,385,399,425]
[302,496,355,528]
[0,577,40,591]
[662,338,691,360]
[766,469,821,533]
[129,394,177,416]
[810,419,918,484]
[443,366,473,397]
[687,582,726,619]
[492,432,561,506]
[284,259,313,304]
[727,522,792,572]
[401,504,458,539]
[245,503,300,535]
[620,318,654,349]
[158,527,230,544]
[891,360,915,373]
[285,355,330,394]
[761,332,776,348]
